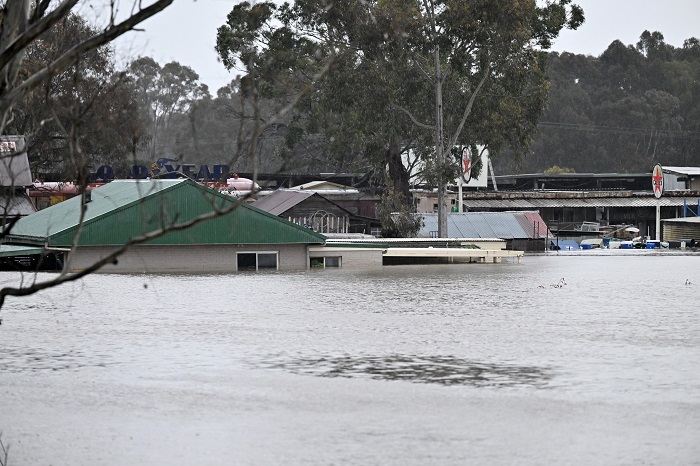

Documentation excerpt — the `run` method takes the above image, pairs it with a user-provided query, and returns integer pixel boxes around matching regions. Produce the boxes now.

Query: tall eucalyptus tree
[216,0,583,236]
[127,57,209,161]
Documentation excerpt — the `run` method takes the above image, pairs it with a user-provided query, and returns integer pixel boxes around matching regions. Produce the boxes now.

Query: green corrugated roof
[7,179,326,247]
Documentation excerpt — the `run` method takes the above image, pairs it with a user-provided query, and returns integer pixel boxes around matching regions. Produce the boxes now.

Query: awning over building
[0,244,45,257]
[662,216,700,242]
[462,196,700,209]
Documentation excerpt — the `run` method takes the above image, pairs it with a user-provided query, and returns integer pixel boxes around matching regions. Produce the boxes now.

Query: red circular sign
[652,164,663,198]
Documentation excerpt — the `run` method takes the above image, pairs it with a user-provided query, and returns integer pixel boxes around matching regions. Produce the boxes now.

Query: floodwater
[1,253,699,465]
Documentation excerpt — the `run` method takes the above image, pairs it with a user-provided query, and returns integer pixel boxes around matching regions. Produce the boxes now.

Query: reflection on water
[0,346,111,373]
[260,353,552,388]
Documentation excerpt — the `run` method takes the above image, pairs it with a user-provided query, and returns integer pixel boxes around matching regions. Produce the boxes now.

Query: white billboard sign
[457,146,488,188]
[402,145,490,188]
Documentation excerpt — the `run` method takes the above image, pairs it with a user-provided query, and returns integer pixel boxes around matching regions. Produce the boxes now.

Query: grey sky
[115,0,700,94]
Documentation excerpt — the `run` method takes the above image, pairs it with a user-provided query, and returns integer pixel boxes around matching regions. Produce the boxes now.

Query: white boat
[607,238,622,249]
[580,238,604,249]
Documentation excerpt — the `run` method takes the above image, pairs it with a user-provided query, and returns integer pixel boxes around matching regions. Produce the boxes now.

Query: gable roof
[253,189,316,215]
[419,211,551,240]
[253,188,357,218]
[6,179,326,247]
[293,180,353,191]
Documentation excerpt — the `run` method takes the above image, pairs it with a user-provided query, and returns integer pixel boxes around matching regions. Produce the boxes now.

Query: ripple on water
[257,353,553,389]
[0,346,113,373]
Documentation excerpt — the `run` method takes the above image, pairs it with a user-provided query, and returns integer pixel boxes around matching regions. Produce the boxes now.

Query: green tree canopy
[215,0,583,236]
[7,14,146,179]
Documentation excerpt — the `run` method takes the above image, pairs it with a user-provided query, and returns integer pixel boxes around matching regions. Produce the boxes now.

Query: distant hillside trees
[494,31,700,174]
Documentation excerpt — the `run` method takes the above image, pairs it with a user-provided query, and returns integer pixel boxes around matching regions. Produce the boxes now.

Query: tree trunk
[385,132,411,205]
[0,0,31,126]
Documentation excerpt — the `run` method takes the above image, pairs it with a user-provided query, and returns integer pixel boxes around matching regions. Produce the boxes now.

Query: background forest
[9,12,700,181]
[495,31,700,175]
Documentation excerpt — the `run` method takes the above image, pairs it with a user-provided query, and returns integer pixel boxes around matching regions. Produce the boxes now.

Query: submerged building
[418,211,551,251]
[413,170,700,242]
[2,179,326,273]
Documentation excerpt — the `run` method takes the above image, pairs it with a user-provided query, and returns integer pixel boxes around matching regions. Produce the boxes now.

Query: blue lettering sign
[181,164,196,178]
[130,165,150,179]
[212,165,229,180]
[96,165,114,180]
[197,165,213,180]
[95,163,232,181]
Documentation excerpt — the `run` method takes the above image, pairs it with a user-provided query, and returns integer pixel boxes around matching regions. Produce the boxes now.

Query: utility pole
[434,44,447,238]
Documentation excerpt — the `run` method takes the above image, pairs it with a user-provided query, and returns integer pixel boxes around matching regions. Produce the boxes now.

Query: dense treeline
[13,1,583,188]
[151,29,700,178]
[494,31,700,175]
[13,11,699,182]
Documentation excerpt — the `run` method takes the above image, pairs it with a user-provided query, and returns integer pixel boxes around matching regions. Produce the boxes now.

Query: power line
[538,121,700,140]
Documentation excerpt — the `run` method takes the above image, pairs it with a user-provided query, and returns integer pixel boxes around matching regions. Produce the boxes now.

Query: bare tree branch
[0,57,336,310]
[393,103,435,131]
[0,0,174,118]
[412,58,432,82]
[445,64,490,151]
[0,431,8,466]
[0,0,79,73]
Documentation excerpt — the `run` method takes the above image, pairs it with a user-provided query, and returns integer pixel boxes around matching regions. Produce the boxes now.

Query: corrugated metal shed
[253,189,315,215]
[519,212,552,238]
[418,212,551,239]
[663,167,700,176]
[0,135,33,187]
[6,179,326,247]
[662,216,700,242]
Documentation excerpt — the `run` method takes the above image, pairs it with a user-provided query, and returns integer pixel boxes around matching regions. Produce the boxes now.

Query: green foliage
[127,57,209,161]
[213,0,584,198]
[7,14,146,178]
[376,191,424,238]
[216,2,277,70]
[420,153,460,188]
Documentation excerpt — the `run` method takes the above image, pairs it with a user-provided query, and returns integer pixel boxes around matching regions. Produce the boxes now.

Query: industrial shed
[0,135,36,221]
[3,179,325,273]
[662,217,700,244]
[418,211,552,251]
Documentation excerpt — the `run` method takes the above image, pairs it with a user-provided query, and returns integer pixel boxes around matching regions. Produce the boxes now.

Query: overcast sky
[114,0,700,94]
